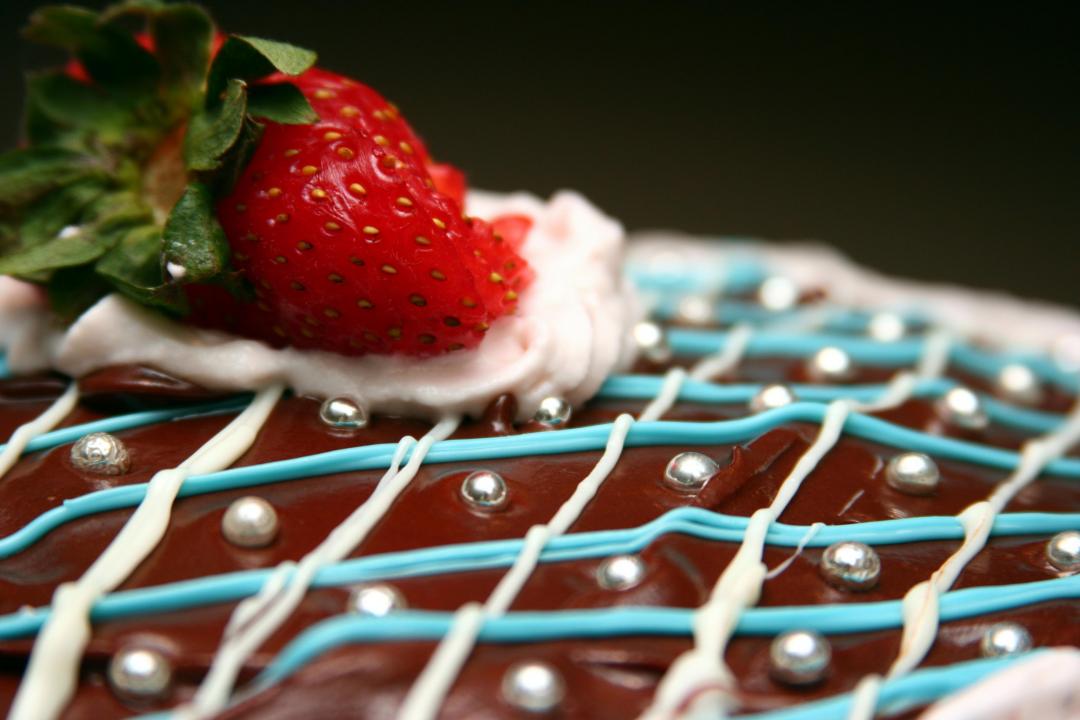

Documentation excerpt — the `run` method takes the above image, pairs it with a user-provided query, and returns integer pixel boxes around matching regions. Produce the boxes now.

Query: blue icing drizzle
[740,654,1037,719]
[3,405,1080,560]
[249,576,1078,689]
[1,507,1075,642]
[599,375,1064,433]
[667,328,1080,392]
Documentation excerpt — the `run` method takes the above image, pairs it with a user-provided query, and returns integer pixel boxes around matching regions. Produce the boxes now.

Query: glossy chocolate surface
[0,349,1075,718]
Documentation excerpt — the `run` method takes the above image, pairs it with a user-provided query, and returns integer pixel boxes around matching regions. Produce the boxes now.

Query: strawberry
[209,68,533,357]
[2,3,534,360]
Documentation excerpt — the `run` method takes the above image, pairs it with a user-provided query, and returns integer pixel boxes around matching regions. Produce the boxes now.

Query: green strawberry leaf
[26,71,134,139]
[206,35,316,104]
[162,182,230,283]
[17,179,108,249]
[0,224,114,277]
[0,147,103,207]
[97,222,186,313]
[183,78,246,171]
[22,5,98,49]
[149,3,214,110]
[247,83,319,125]
[208,118,264,198]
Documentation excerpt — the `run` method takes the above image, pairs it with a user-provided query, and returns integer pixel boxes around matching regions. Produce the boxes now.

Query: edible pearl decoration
[1046,530,1080,573]
[675,295,714,325]
[460,470,509,511]
[979,622,1033,658]
[347,583,406,618]
[70,432,130,475]
[885,452,941,496]
[596,554,645,591]
[758,276,799,312]
[867,311,907,342]
[501,661,566,713]
[806,346,855,383]
[107,646,172,701]
[663,451,719,491]
[318,396,369,429]
[632,321,672,363]
[769,629,832,685]
[749,383,797,413]
[533,396,572,427]
[221,496,279,548]
[937,386,989,430]
[820,541,881,591]
[995,363,1043,406]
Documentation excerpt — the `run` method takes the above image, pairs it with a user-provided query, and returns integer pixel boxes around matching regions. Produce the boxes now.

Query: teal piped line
[252,577,1078,688]
[627,255,767,294]
[741,654,1037,720]
[0,396,250,459]
[0,354,8,380]
[4,406,1080,560]
[0,508,1075,643]
[666,328,1080,392]
[598,375,1064,434]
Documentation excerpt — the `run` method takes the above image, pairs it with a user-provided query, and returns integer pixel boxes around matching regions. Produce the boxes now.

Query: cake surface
[0,232,1077,718]
[0,4,1077,717]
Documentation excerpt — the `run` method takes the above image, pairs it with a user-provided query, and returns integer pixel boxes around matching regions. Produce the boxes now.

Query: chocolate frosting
[0,355,1075,718]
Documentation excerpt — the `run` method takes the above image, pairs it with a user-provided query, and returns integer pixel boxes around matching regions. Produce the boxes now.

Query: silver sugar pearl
[633,321,672,363]
[663,451,719,491]
[319,396,369,429]
[758,276,799,312]
[769,629,831,685]
[979,622,1033,658]
[806,346,855,383]
[937,387,989,430]
[70,432,130,475]
[885,452,941,496]
[1046,530,1080,573]
[596,554,646,591]
[534,397,572,427]
[221,496,279,548]
[108,646,172,701]
[867,311,907,342]
[750,384,797,413]
[460,470,509,510]
[995,363,1043,406]
[820,541,881,591]
[501,661,566,713]
[348,583,406,617]
[675,295,715,326]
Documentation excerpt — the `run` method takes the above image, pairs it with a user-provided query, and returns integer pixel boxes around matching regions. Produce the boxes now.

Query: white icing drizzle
[180,416,459,718]
[0,382,78,479]
[644,329,952,718]
[398,413,636,720]
[689,323,754,382]
[8,383,284,720]
[763,522,825,581]
[638,368,688,423]
[638,324,754,423]
[844,385,1080,719]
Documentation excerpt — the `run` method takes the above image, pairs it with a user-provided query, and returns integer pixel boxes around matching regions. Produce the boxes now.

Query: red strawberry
[207,68,533,357]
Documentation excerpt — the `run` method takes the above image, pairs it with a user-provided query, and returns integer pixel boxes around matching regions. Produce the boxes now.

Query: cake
[0,4,1077,719]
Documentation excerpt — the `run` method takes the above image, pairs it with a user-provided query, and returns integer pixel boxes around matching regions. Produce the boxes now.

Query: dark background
[1,1,1077,305]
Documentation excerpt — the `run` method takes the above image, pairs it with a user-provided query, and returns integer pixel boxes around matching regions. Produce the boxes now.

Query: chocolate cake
[0,4,1077,720]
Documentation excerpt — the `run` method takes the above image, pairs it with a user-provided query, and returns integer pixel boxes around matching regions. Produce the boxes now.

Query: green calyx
[0,1,318,320]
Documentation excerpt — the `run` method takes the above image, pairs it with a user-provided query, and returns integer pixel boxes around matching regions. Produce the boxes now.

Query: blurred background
[0,1,1077,305]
